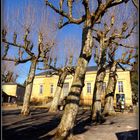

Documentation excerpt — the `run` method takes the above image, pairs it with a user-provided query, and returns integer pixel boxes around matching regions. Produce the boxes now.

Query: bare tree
[102,46,137,115]
[2,4,57,116]
[48,58,75,112]
[90,6,137,119]
[91,15,115,121]
[38,38,78,112]
[45,0,130,138]
[2,27,55,115]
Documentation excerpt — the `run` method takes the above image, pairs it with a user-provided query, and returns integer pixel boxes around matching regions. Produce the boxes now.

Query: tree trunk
[49,70,68,112]
[91,38,107,121]
[21,59,37,116]
[102,62,117,116]
[54,20,93,139]
[91,67,106,121]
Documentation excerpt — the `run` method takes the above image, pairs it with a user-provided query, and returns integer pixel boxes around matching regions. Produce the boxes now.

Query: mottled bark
[54,19,93,139]
[91,33,107,121]
[91,67,106,121]
[49,70,68,112]
[21,59,37,116]
[102,62,117,116]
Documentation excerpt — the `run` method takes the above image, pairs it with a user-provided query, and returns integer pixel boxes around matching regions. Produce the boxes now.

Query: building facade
[31,66,133,107]
[2,83,25,103]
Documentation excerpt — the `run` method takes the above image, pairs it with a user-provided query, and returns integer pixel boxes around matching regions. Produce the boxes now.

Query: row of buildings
[2,66,133,107]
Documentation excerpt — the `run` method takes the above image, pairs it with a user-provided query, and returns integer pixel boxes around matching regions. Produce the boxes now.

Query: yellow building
[31,66,133,107]
[2,83,25,103]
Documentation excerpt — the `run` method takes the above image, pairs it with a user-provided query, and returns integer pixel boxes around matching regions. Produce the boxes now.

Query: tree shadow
[2,109,52,127]
[3,109,94,140]
[2,109,21,116]
[115,129,138,140]
[2,110,62,140]
[2,117,60,140]
[73,110,94,135]
[2,109,116,140]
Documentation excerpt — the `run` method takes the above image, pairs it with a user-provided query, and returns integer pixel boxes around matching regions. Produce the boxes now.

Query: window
[102,82,106,92]
[116,94,125,106]
[118,81,123,92]
[87,83,91,93]
[63,83,69,97]
[39,85,43,94]
[50,84,54,94]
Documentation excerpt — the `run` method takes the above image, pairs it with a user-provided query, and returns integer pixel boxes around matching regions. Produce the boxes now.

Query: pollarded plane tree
[102,43,137,116]
[91,11,137,120]
[91,15,115,121]
[2,4,57,116]
[99,17,137,115]
[38,55,75,112]
[48,49,76,112]
[38,37,79,112]
[2,27,55,116]
[45,0,131,139]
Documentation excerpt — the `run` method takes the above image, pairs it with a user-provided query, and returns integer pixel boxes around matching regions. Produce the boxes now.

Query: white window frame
[50,84,54,94]
[118,81,124,92]
[87,83,91,94]
[39,85,43,94]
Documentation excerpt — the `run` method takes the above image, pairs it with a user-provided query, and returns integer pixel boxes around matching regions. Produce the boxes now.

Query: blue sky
[2,0,137,84]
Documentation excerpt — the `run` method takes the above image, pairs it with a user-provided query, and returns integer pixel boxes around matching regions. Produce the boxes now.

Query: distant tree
[2,62,18,83]
[45,0,130,138]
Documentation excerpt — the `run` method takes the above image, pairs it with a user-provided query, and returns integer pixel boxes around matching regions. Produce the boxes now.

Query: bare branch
[3,41,34,56]
[67,0,73,18]
[112,22,137,40]
[107,0,129,9]
[45,0,85,29]
[82,0,91,17]
[112,40,137,49]
[117,62,126,71]
[93,35,99,41]
[97,0,102,6]
[2,44,9,59]
[2,57,32,65]
[132,0,139,9]
[45,0,70,19]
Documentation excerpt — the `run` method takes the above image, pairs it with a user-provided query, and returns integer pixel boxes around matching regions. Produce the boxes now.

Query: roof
[2,82,25,88]
[86,66,98,71]
[36,66,98,76]
[2,91,16,98]
[36,70,55,76]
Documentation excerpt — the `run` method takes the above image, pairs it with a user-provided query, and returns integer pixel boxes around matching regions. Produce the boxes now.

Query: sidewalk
[73,112,138,140]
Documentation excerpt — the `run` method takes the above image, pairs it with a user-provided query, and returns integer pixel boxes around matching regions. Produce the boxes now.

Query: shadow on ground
[3,109,137,140]
[116,129,138,140]
[2,109,93,140]
[2,109,61,140]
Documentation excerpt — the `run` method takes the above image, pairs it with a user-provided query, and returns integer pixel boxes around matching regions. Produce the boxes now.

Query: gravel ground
[2,106,139,140]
